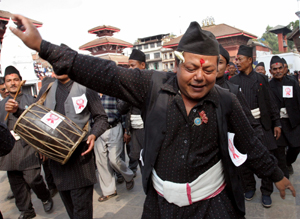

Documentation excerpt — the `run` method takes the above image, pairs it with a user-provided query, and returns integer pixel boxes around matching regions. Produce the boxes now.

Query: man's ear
[141,62,146,69]
[248,57,253,64]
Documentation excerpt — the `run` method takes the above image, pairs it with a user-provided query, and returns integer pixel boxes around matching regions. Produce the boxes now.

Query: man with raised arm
[10,15,295,219]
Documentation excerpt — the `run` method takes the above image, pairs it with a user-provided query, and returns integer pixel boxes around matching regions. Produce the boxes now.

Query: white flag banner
[72,94,88,114]
[283,86,293,98]
[41,111,65,129]
[228,132,247,167]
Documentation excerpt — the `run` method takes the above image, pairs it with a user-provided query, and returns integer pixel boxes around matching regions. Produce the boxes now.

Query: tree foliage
[260,25,279,53]
[259,20,299,54]
[287,20,299,49]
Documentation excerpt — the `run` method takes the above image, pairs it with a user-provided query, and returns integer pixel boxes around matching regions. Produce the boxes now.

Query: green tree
[287,20,299,49]
[260,25,279,54]
[259,20,299,53]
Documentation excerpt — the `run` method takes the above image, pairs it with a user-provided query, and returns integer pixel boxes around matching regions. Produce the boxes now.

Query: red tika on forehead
[200,58,205,67]
[276,63,278,65]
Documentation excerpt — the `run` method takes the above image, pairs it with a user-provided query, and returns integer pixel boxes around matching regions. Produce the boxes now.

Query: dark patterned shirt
[155,78,220,183]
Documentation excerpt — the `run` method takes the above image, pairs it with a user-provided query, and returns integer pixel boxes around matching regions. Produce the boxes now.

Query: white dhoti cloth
[152,160,226,207]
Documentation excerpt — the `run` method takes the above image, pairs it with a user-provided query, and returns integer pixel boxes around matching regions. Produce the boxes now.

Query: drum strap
[37,82,89,133]
[37,82,54,105]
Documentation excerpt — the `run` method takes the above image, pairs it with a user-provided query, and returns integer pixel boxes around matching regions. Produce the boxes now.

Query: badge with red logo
[72,94,88,114]
[283,86,293,98]
[41,111,65,129]
[228,132,247,167]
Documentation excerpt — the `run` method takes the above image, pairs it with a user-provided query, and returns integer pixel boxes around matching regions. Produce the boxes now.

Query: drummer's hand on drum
[39,152,48,162]
[5,99,19,113]
[82,134,96,156]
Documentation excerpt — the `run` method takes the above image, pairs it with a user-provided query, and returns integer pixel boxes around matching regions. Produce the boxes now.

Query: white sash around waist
[280,108,289,118]
[152,160,225,207]
[251,108,261,119]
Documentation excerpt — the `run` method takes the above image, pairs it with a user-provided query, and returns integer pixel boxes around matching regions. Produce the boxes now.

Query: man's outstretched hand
[275,177,296,199]
[10,14,42,52]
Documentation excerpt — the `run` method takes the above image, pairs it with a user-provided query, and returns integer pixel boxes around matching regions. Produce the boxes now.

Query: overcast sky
[1,0,300,52]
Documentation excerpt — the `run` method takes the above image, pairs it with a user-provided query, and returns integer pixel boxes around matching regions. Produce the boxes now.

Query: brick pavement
[1,159,300,219]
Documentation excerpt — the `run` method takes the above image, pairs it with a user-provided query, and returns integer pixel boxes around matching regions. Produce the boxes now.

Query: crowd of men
[0,14,299,219]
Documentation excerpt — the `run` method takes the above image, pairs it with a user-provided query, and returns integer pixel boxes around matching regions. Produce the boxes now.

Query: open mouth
[190,84,205,91]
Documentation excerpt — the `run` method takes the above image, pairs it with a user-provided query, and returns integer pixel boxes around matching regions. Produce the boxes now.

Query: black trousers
[126,141,139,173]
[286,146,300,166]
[59,185,93,219]
[274,146,289,178]
[43,160,56,190]
[7,168,50,213]
[241,149,277,196]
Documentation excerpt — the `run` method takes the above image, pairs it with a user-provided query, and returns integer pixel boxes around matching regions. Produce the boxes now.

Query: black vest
[141,72,245,215]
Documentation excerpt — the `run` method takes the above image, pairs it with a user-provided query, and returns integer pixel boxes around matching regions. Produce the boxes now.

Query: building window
[154,52,160,59]
[138,45,142,50]
[169,53,173,59]
[146,63,149,69]
[165,64,168,69]
[144,44,148,49]
[146,54,150,60]
[170,63,174,69]
[150,43,155,48]
[154,62,158,70]
[164,54,168,59]
[157,42,161,47]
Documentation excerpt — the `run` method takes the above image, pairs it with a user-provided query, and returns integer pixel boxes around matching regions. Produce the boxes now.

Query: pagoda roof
[163,23,257,48]
[269,25,292,35]
[88,25,120,34]
[0,10,43,27]
[79,36,133,50]
[247,39,272,50]
[97,54,129,64]
[287,26,299,40]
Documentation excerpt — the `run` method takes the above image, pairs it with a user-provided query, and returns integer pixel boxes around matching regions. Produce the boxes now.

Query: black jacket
[0,122,15,157]
[230,72,278,131]
[270,76,300,128]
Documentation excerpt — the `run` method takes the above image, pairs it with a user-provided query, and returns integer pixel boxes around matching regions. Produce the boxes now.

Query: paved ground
[1,158,300,219]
